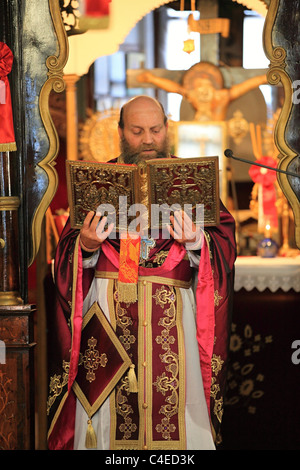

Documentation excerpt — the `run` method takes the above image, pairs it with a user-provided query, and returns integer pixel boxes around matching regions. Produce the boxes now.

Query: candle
[264,222,272,239]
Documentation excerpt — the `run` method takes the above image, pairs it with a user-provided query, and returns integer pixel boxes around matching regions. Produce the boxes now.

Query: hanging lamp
[181,0,196,54]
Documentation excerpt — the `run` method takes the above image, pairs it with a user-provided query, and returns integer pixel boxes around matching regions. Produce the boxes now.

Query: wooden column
[0,0,65,450]
[0,148,36,449]
[0,152,22,306]
[64,74,80,161]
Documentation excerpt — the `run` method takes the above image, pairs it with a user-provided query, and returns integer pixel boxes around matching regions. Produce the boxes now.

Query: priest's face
[118,96,169,164]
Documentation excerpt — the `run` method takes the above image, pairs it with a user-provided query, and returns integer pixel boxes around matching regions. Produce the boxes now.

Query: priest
[47,95,236,450]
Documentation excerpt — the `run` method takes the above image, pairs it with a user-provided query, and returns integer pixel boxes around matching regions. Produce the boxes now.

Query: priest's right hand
[79,211,114,252]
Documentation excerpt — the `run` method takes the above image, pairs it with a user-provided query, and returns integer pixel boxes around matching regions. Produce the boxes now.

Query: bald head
[118,95,169,163]
[118,95,168,129]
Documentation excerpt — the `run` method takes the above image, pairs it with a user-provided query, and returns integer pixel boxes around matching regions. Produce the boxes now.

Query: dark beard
[120,137,170,164]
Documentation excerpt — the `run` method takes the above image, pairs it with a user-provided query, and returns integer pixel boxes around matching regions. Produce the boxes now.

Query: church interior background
[0,0,300,450]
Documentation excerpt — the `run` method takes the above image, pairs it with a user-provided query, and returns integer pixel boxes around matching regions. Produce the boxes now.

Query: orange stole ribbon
[118,233,141,303]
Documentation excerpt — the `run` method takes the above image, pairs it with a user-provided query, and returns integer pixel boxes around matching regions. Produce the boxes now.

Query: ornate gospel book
[66,156,220,231]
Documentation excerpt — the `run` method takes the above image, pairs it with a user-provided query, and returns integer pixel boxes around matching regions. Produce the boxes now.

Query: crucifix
[127,0,268,122]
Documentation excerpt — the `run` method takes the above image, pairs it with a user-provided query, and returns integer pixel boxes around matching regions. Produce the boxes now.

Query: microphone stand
[225,157,242,252]
[224,149,300,179]
[224,149,300,256]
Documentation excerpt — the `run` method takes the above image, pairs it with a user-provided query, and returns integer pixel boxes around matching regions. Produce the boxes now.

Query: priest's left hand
[167,210,203,250]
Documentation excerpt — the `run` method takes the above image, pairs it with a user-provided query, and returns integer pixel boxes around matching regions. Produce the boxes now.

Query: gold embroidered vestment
[97,263,192,450]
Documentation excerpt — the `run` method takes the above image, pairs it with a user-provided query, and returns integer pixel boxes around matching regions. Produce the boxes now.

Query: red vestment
[46,200,236,450]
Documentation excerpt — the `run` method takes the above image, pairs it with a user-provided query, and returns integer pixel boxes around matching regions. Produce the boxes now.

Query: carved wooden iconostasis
[1,0,300,451]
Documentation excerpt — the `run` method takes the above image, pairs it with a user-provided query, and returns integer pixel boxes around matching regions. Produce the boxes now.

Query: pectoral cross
[140,236,156,262]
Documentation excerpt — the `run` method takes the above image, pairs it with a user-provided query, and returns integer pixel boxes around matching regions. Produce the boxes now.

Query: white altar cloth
[234,256,300,292]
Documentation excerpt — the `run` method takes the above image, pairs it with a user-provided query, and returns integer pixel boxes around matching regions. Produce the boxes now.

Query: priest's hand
[79,211,114,252]
[167,210,203,250]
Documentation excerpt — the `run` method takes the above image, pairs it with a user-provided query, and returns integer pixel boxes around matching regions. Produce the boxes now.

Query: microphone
[224,149,300,179]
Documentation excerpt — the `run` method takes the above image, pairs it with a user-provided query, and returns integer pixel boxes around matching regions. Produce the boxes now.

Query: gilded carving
[79,108,120,161]
[263,0,300,248]
[30,0,69,265]
[227,110,249,145]
[232,0,268,16]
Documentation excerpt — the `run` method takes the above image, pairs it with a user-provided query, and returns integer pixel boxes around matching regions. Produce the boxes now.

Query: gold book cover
[66,156,220,231]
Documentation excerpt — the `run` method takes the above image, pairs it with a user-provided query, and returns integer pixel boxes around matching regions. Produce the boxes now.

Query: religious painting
[172,121,227,201]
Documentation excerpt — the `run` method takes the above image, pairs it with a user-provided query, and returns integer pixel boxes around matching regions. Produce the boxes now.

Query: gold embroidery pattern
[212,353,224,375]
[79,336,108,383]
[214,290,223,306]
[153,285,175,309]
[47,360,70,415]
[153,286,178,440]
[211,353,224,423]
[214,397,224,423]
[116,377,137,439]
[114,281,136,352]
[211,377,223,423]
[119,329,136,351]
[113,282,138,440]
[155,417,176,440]
[153,251,169,266]
[139,250,169,268]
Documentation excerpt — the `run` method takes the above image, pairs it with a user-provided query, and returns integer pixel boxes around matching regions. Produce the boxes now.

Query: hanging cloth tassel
[118,234,141,304]
[85,418,97,449]
[127,364,138,393]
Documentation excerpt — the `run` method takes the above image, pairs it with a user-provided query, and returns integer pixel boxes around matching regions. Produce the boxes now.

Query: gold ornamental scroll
[30,0,69,266]
[263,0,300,249]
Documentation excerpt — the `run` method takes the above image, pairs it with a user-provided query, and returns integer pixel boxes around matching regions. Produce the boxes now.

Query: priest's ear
[118,124,124,140]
